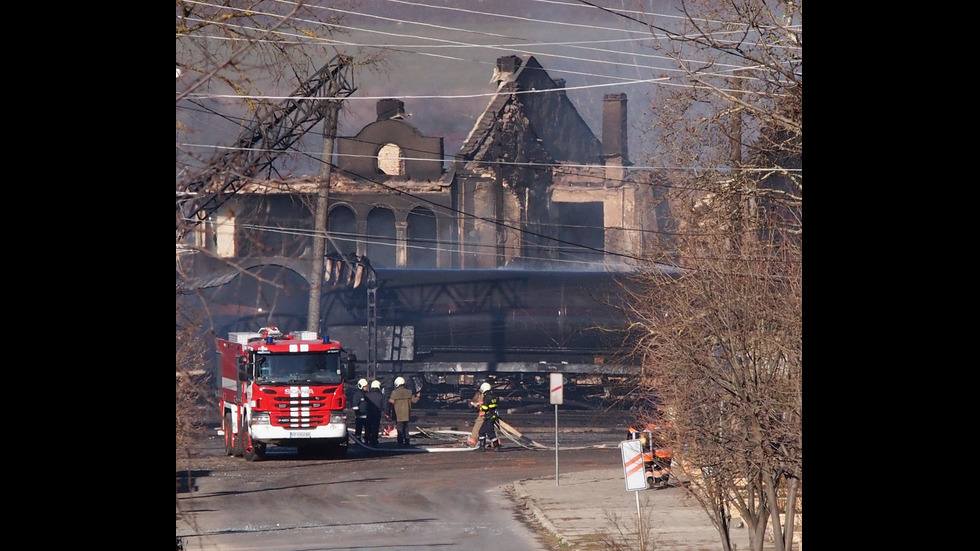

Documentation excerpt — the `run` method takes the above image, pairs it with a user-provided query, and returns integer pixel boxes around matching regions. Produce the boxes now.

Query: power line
[177,2,800,263]
[176,139,801,174]
[231,222,618,269]
[178,0,795,101]
[177,0,762,89]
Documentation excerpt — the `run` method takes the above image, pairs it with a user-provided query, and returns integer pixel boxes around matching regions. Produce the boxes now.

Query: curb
[511,480,569,547]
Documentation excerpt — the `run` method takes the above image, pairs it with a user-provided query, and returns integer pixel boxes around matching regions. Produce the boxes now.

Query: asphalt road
[176,425,623,551]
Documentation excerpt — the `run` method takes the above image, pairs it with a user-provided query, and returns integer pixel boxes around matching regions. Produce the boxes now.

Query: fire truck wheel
[238,417,265,462]
[233,416,245,457]
[243,441,266,462]
[223,412,234,456]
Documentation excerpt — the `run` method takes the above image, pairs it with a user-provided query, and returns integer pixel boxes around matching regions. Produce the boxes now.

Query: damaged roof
[456,55,603,166]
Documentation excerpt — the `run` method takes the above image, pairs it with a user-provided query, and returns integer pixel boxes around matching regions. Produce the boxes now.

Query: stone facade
[194,54,673,273]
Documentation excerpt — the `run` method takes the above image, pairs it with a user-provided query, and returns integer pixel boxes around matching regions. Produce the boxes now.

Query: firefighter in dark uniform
[352,379,368,440]
[363,380,386,447]
[478,385,502,451]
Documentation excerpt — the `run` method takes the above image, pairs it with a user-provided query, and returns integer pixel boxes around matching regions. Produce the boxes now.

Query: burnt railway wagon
[320,268,643,402]
[183,265,668,406]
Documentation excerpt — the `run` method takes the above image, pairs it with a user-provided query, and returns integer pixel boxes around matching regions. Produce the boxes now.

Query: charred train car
[185,266,656,406]
[321,268,643,404]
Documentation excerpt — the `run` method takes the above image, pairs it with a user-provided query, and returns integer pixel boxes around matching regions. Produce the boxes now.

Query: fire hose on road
[348,418,615,452]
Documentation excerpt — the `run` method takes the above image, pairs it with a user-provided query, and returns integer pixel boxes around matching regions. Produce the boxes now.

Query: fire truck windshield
[255,352,342,384]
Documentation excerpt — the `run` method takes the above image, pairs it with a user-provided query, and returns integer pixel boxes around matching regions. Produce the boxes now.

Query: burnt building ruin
[177,54,683,393]
[188,54,673,274]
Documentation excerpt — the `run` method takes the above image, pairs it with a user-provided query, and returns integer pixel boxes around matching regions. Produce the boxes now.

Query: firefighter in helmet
[352,379,368,440]
[363,380,385,447]
[478,382,502,451]
[467,381,489,447]
[387,376,420,447]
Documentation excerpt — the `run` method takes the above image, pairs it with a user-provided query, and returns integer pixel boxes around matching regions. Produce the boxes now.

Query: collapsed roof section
[457,54,608,168]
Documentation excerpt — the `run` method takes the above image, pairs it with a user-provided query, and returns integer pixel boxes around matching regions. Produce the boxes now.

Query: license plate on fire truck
[290,431,312,438]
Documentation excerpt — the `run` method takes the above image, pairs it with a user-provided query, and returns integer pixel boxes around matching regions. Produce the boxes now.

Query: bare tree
[176,297,210,463]
[176,0,383,232]
[176,1,386,455]
[622,1,802,550]
[625,232,801,551]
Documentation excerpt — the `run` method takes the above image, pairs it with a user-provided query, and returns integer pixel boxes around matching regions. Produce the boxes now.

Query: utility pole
[307,98,342,333]
[177,55,355,244]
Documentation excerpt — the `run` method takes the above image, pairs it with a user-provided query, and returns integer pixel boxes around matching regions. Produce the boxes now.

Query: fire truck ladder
[176,55,357,241]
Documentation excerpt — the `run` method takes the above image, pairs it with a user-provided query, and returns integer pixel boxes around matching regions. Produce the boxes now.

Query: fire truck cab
[218,327,357,461]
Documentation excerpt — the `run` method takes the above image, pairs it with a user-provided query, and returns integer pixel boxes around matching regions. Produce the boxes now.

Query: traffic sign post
[621,439,646,490]
[550,373,563,405]
[550,373,563,485]
[621,438,647,550]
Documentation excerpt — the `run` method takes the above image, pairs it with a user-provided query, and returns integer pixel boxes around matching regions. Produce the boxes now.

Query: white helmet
[394,376,406,387]
[357,378,368,390]
[370,380,381,390]
[480,382,491,392]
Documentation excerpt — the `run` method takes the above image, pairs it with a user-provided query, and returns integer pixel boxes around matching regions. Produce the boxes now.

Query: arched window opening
[407,206,437,268]
[327,205,358,257]
[377,143,404,176]
[366,207,397,268]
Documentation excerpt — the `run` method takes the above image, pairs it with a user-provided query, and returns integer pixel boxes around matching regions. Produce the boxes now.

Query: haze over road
[177,428,622,551]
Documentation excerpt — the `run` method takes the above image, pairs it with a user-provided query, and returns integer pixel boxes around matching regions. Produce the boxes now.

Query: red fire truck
[218,327,356,461]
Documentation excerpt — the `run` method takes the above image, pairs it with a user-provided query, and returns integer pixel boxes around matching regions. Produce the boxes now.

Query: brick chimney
[497,55,522,74]
[601,93,630,184]
[490,55,523,85]
[602,93,629,163]
[377,98,405,121]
